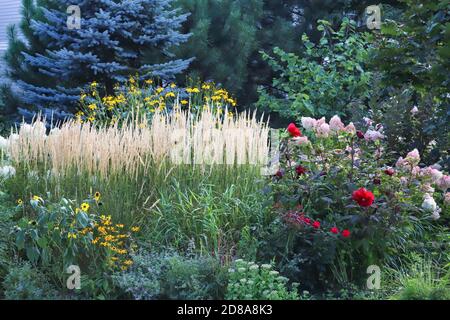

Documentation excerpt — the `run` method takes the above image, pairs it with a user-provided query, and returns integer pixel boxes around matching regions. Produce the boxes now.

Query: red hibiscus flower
[330,227,339,234]
[303,217,311,225]
[312,221,320,229]
[287,123,302,137]
[352,188,375,207]
[384,168,395,176]
[295,165,307,175]
[342,229,351,238]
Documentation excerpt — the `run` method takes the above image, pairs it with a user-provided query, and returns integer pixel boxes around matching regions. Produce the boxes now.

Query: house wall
[0,0,22,84]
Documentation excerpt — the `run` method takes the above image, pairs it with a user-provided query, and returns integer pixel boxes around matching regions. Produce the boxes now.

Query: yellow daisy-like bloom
[80,93,87,100]
[68,232,77,239]
[32,195,43,202]
[17,199,23,205]
[191,88,200,93]
[90,81,98,88]
[94,192,101,202]
[145,79,153,85]
[75,207,81,214]
[81,202,90,212]
[202,84,211,90]
[131,226,140,232]
[156,87,164,94]
[165,92,176,98]
[88,116,95,122]
[87,104,97,111]
[116,94,126,104]
[170,83,176,88]
[180,99,188,105]
[123,260,133,266]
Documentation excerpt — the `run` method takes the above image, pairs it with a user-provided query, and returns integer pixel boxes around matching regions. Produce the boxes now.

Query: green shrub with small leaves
[113,250,226,300]
[257,19,372,122]
[225,259,299,300]
[3,261,59,300]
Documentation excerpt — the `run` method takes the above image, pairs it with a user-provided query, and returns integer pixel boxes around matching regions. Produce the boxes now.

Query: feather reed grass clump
[3,109,272,253]
[7,109,269,179]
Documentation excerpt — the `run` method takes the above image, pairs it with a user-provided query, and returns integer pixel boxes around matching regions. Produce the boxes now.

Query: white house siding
[0,0,22,84]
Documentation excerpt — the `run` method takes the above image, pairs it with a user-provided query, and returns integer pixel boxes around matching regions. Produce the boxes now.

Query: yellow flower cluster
[90,214,135,270]
[77,78,238,125]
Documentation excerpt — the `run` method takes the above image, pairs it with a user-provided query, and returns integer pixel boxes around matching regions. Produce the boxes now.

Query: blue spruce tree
[17,0,192,112]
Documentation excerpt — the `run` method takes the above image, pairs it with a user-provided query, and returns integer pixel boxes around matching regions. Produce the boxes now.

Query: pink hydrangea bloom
[405,149,420,165]
[344,122,356,134]
[316,123,330,138]
[436,175,450,191]
[300,117,317,131]
[364,129,384,141]
[421,167,443,183]
[329,115,345,132]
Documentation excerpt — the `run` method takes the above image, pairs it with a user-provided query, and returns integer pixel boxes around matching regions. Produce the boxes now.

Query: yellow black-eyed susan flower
[32,195,43,202]
[81,202,90,212]
[94,191,101,202]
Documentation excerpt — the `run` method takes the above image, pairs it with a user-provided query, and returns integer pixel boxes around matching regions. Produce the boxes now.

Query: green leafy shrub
[260,117,448,292]
[225,259,298,300]
[113,250,226,300]
[370,0,449,168]
[3,262,59,300]
[257,19,372,122]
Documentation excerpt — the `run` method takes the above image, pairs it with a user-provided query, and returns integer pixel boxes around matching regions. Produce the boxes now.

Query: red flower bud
[312,221,320,229]
[330,227,339,234]
[356,130,365,139]
[384,168,395,176]
[287,123,302,137]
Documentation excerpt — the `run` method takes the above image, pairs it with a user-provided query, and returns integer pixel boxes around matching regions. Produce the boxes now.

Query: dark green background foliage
[370,0,450,168]
[257,19,373,122]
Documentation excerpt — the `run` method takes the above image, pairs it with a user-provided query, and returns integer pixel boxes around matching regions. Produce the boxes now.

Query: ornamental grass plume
[6,109,269,179]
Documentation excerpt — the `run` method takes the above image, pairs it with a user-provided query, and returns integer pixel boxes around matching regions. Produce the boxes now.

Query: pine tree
[8,0,192,112]
[175,0,308,106]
